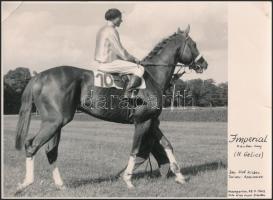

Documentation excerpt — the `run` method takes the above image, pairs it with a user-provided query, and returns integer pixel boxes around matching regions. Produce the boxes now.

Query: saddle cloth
[93,69,146,90]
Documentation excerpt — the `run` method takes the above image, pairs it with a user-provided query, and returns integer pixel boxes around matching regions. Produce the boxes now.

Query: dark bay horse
[15,25,208,191]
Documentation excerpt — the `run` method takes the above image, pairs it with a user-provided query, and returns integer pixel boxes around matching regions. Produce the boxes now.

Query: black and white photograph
[1,1,271,199]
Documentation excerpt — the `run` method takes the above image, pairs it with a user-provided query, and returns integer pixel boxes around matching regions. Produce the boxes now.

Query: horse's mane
[143,32,180,61]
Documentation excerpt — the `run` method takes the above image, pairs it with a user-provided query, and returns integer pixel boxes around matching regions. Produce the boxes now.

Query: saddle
[93,69,146,90]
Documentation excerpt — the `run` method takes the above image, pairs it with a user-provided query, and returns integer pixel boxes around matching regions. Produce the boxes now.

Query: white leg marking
[25,157,34,183]
[165,149,177,163]
[53,167,64,186]
[123,156,136,189]
[17,157,34,191]
[51,162,66,190]
[165,149,186,184]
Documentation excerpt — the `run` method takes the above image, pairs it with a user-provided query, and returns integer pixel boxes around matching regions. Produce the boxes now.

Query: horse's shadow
[67,160,227,188]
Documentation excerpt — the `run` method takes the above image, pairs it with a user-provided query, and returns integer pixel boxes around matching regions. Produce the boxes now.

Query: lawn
[2,115,227,198]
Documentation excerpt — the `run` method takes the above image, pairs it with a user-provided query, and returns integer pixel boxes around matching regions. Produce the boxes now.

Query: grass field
[30,107,227,122]
[3,114,227,198]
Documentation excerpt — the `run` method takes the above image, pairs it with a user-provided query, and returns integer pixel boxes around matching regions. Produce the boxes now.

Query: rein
[141,61,187,84]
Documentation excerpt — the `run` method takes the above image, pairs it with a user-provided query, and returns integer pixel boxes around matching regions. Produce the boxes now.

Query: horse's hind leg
[153,118,186,184]
[16,116,64,192]
[45,129,66,190]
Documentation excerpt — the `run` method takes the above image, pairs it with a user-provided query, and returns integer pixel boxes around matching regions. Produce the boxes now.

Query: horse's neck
[143,44,180,90]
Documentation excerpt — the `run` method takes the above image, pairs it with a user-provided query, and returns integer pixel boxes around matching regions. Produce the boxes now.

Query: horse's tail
[15,78,34,150]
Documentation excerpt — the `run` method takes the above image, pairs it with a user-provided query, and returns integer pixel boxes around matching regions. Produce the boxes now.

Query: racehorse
[15,25,208,191]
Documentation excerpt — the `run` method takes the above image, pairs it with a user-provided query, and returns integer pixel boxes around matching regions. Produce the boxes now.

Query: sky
[2,1,227,83]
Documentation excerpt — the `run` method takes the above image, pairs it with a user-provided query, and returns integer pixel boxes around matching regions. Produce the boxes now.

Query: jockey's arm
[108,29,139,64]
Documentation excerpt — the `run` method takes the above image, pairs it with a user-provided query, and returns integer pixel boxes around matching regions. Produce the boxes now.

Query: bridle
[179,36,204,74]
[141,36,204,85]
[141,36,204,72]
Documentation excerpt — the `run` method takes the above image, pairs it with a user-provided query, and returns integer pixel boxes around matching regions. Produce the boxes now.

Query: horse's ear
[177,27,182,33]
[183,24,190,36]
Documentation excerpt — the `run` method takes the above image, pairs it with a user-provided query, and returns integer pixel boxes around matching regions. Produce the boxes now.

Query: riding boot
[123,75,142,99]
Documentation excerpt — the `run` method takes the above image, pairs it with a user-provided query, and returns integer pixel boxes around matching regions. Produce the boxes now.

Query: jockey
[94,8,145,98]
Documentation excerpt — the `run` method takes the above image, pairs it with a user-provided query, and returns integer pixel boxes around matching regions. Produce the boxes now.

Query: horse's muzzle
[195,59,208,73]
[195,65,203,73]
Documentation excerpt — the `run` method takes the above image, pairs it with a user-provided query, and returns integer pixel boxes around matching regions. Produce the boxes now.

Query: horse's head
[176,25,208,73]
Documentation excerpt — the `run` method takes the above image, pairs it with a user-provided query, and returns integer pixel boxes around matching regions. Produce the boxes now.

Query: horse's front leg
[153,119,186,184]
[123,119,152,189]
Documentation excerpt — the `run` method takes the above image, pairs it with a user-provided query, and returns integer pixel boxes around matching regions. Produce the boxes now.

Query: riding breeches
[93,59,145,77]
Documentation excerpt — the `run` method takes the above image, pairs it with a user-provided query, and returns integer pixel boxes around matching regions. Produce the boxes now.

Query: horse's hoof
[123,174,135,189]
[56,184,66,191]
[126,183,135,189]
[123,180,135,189]
[175,175,189,185]
[175,178,186,184]
[15,182,33,194]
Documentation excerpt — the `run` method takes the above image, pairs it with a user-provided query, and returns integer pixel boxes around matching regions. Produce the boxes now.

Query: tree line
[3,67,228,114]
[164,78,228,107]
